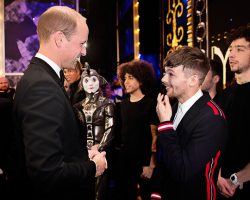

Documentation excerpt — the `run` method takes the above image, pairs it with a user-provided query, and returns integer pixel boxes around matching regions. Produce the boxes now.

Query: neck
[236,70,250,84]
[208,86,217,99]
[178,88,199,104]
[38,45,61,69]
[130,89,144,102]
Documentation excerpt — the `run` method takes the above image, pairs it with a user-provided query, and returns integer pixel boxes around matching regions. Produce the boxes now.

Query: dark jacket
[12,57,96,200]
[151,92,228,200]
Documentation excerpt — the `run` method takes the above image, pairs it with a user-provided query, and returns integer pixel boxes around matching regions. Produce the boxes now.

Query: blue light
[230,18,232,21]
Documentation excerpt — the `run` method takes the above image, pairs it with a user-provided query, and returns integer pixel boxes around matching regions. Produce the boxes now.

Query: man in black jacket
[151,46,228,200]
[12,6,107,200]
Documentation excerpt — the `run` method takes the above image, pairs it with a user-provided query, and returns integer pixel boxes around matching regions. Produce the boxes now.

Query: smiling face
[64,68,80,84]
[161,65,190,103]
[62,19,88,70]
[82,76,100,94]
[229,38,250,74]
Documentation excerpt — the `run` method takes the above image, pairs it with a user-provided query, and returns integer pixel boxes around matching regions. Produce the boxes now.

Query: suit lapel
[30,57,71,104]
[30,57,86,142]
[176,93,211,140]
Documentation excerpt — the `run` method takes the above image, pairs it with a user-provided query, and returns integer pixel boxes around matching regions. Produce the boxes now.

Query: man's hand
[140,166,154,180]
[156,93,172,122]
[92,151,107,177]
[91,144,99,151]
[88,149,100,160]
[217,175,235,198]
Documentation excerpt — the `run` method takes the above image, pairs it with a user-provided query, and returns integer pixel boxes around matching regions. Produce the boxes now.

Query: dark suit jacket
[12,57,96,200]
[151,92,228,200]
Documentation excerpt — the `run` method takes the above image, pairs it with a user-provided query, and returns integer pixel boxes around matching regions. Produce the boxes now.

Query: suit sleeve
[16,78,95,193]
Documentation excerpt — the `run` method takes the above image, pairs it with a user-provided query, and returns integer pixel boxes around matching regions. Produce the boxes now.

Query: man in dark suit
[150,46,228,200]
[12,6,107,200]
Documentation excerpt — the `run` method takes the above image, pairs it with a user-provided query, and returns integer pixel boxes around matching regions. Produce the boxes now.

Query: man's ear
[54,31,64,47]
[213,75,220,84]
[189,74,199,87]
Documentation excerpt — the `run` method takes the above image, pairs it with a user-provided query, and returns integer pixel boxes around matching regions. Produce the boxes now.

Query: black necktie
[60,70,65,86]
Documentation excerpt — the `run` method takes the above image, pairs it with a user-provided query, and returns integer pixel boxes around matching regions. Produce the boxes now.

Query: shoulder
[205,99,225,119]
[195,93,226,119]
[220,83,237,98]
[120,96,130,105]
[103,97,116,107]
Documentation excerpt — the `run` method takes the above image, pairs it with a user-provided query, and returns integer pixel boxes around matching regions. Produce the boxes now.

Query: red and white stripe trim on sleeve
[151,193,161,199]
[158,122,173,132]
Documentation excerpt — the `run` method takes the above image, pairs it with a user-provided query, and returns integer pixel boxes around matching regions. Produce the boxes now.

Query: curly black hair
[226,26,250,45]
[117,59,155,95]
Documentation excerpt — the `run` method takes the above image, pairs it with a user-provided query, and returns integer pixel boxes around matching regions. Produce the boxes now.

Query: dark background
[4,0,250,88]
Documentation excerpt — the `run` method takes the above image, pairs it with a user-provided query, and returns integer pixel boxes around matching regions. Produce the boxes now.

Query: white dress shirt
[173,89,203,130]
[35,53,61,78]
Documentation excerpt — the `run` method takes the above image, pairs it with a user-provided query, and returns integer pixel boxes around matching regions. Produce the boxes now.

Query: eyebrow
[125,75,133,78]
[165,67,175,73]
[229,45,248,49]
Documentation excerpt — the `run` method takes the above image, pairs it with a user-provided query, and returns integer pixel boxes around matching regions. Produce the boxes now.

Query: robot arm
[98,103,116,152]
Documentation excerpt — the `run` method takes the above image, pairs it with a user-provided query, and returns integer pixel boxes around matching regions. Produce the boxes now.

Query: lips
[229,60,237,65]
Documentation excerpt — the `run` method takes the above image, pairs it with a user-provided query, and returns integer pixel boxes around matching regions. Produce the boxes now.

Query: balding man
[0,77,15,102]
[12,6,107,200]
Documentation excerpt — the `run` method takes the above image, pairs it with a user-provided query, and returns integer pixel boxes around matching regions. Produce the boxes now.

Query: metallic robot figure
[75,63,116,200]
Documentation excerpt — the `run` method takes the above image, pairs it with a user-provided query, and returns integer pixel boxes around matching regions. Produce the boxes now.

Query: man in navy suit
[12,6,107,200]
[151,46,228,200]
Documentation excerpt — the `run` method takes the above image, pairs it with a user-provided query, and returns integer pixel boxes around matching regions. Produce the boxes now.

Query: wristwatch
[230,173,240,186]
[230,173,244,189]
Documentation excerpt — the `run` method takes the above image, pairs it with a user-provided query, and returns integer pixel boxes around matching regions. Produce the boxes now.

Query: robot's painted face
[82,75,99,93]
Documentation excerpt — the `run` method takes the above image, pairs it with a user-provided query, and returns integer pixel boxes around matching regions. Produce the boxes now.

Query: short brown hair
[37,6,85,44]
[164,46,210,85]
[117,59,155,95]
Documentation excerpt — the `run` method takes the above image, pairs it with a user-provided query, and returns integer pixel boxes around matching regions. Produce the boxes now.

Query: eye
[237,48,242,52]
[92,77,97,82]
[81,42,87,47]
[84,78,89,83]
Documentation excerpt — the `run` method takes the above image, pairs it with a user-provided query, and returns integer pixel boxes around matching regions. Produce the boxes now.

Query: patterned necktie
[60,70,65,86]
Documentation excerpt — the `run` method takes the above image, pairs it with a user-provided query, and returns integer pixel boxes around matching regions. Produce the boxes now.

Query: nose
[161,73,168,84]
[229,49,235,58]
[125,79,129,85]
[81,46,87,56]
[64,72,69,77]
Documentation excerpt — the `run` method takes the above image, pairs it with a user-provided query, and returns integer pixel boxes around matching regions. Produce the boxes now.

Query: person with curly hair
[217,26,250,199]
[116,59,159,200]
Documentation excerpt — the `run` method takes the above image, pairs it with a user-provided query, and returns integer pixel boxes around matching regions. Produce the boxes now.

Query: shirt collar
[178,89,203,115]
[35,53,61,78]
